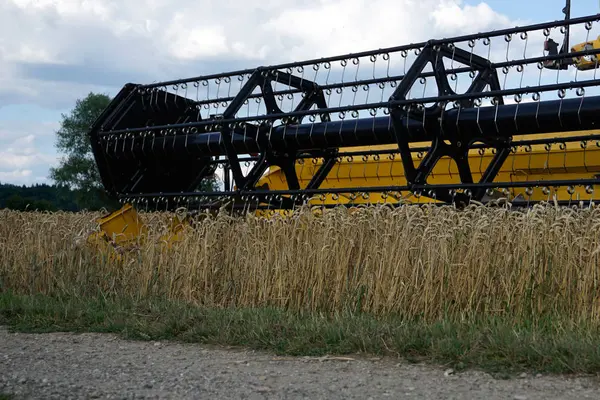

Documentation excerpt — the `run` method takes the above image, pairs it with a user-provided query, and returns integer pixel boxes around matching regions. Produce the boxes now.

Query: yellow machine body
[255,130,600,206]
[89,203,189,257]
[91,203,147,246]
[571,35,600,70]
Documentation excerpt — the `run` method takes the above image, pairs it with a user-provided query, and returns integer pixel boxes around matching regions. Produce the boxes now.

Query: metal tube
[120,178,600,199]
[105,96,600,159]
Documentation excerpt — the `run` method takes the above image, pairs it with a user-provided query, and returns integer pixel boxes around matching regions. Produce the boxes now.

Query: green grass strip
[1,292,600,376]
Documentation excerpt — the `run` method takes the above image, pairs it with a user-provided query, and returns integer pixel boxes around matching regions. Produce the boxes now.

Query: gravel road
[1,326,599,399]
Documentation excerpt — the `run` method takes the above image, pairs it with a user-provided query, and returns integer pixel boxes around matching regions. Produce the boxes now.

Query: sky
[1,0,599,186]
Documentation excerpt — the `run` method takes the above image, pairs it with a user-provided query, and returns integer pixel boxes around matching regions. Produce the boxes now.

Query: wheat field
[1,204,600,323]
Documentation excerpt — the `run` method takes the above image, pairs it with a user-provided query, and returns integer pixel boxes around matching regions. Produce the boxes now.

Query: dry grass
[1,203,600,324]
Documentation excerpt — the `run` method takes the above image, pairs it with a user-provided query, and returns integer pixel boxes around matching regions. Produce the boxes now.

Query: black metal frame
[388,43,508,204]
[218,68,330,191]
[89,13,600,211]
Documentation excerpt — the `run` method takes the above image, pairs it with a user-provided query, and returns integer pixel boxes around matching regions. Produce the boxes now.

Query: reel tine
[361,154,368,187]
[347,154,353,183]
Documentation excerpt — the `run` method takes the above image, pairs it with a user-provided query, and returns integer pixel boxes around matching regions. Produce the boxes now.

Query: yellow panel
[96,203,148,245]
[571,35,600,70]
[256,130,600,205]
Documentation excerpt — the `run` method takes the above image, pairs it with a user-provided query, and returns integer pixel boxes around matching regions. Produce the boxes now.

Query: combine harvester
[88,1,600,246]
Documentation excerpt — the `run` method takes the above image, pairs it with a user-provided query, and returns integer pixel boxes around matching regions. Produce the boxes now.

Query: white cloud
[0,0,525,112]
[0,119,59,186]
[0,120,59,141]
[0,154,36,169]
[1,1,521,86]
[0,169,32,182]
[0,169,46,187]
[430,1,512,35]
[166,24,229,60]
[0,146,57,170]
[0,170,52,186]
[261,0,518,60]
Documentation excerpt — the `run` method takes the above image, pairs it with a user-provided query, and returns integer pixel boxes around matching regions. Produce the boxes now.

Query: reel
[89,13,600,213]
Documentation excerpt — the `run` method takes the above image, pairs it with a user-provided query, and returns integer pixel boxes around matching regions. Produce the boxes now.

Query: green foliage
[198,174,219,192]
[0,183,78,211]
[5,194,55,212]
[49,92,116,210]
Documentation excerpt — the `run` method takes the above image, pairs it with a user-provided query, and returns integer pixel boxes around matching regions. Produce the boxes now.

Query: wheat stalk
[1,204,600,323]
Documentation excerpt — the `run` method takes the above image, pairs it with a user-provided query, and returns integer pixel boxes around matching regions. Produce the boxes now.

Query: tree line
[0,182,80,212]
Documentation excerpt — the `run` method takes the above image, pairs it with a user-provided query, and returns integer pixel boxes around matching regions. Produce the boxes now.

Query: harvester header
[90,12,600,212]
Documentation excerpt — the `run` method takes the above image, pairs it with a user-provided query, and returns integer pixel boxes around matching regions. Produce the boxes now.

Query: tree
[199,174,219,192]
[5,194,26,210]
[5,193,57,212]
[0,182,80,211]
[49,92,116,210]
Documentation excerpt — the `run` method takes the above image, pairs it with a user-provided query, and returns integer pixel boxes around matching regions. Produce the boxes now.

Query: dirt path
[1,326,599,399]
